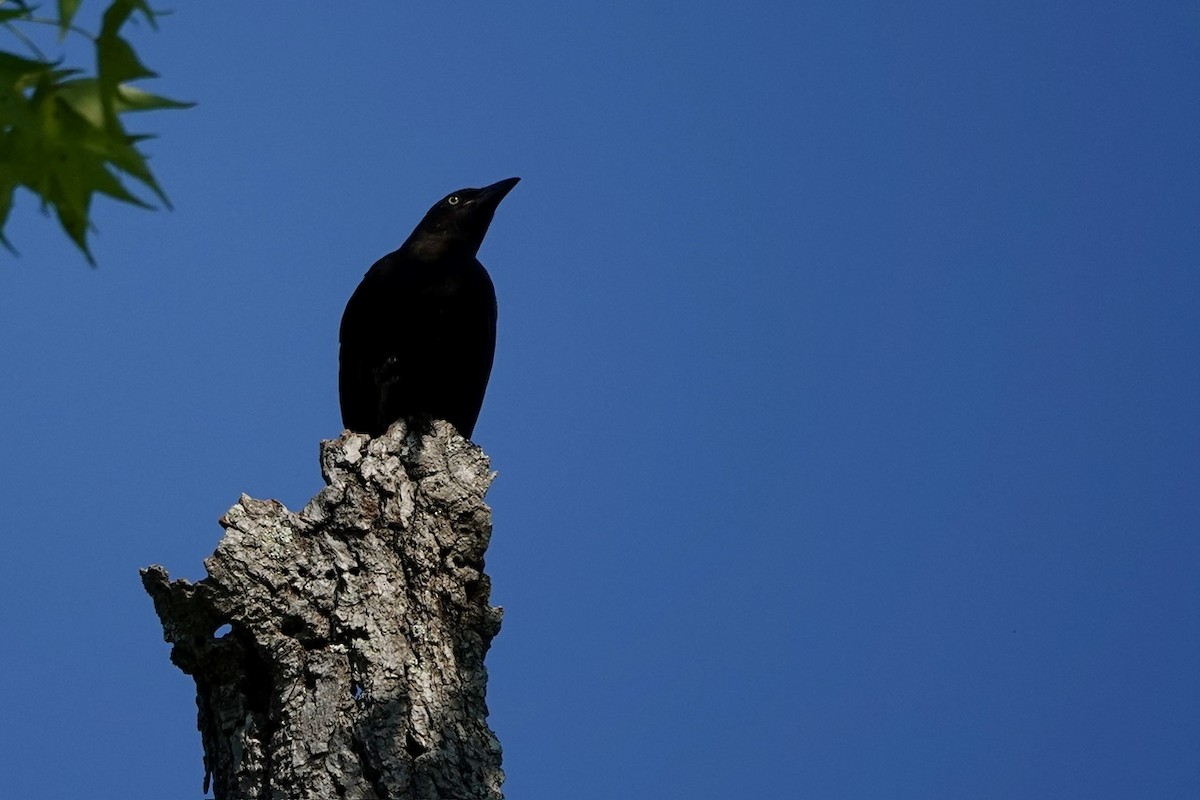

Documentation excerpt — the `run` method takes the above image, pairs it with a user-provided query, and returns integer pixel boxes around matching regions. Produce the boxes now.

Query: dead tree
[142,420,505,800]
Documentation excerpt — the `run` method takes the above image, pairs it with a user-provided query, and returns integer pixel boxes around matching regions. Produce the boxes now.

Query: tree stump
[142,420,504,800]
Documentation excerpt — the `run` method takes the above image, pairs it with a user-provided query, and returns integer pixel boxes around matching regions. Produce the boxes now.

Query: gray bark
[142,420,504,800]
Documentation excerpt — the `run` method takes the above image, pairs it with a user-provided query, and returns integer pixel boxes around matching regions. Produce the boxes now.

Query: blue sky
[2,3,1198,798]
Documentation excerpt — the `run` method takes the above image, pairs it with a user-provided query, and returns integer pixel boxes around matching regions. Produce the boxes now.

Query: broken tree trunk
[141,420,505,800]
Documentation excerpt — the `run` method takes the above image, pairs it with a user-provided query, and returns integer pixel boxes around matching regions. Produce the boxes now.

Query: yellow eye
[447,195,460,206]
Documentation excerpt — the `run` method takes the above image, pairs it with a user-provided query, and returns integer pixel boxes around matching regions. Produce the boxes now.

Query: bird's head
[404,177,520,260]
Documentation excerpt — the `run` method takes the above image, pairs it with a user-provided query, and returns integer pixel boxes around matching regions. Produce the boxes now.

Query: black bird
[339,177,519,439]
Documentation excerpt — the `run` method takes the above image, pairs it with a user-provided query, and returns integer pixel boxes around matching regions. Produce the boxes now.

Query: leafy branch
[1,0,192,264]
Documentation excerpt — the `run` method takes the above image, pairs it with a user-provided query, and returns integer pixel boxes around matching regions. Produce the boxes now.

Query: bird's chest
[417,269,471,302]
[364,259,490,333]
[407,265,488,320]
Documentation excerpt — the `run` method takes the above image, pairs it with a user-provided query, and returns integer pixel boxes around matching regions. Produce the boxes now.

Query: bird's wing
[338,276,391,434]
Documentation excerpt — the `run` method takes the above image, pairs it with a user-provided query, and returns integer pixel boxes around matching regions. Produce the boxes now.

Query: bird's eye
[447,195,460,206]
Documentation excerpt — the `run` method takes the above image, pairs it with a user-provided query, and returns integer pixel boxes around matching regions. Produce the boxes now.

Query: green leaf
[0,0,191,263]
[55,77,194,126]
[111,83,194,113]
[1,65,181,261]
[97,31,155,86]
[0,173,16,255]
[0,55,41,128]
[57,0,82,34]
[101,0,159,30]
[96,0,158,136]
[0,50,60,84]
[57,83,177,208]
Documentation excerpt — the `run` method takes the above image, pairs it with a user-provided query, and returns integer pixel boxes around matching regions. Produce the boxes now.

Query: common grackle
[339,177,519,438]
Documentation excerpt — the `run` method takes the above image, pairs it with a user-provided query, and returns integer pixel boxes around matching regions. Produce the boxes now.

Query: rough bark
[141,420,504,800]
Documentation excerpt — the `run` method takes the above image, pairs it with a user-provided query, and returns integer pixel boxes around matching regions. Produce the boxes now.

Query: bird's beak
[477,177,520,208]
